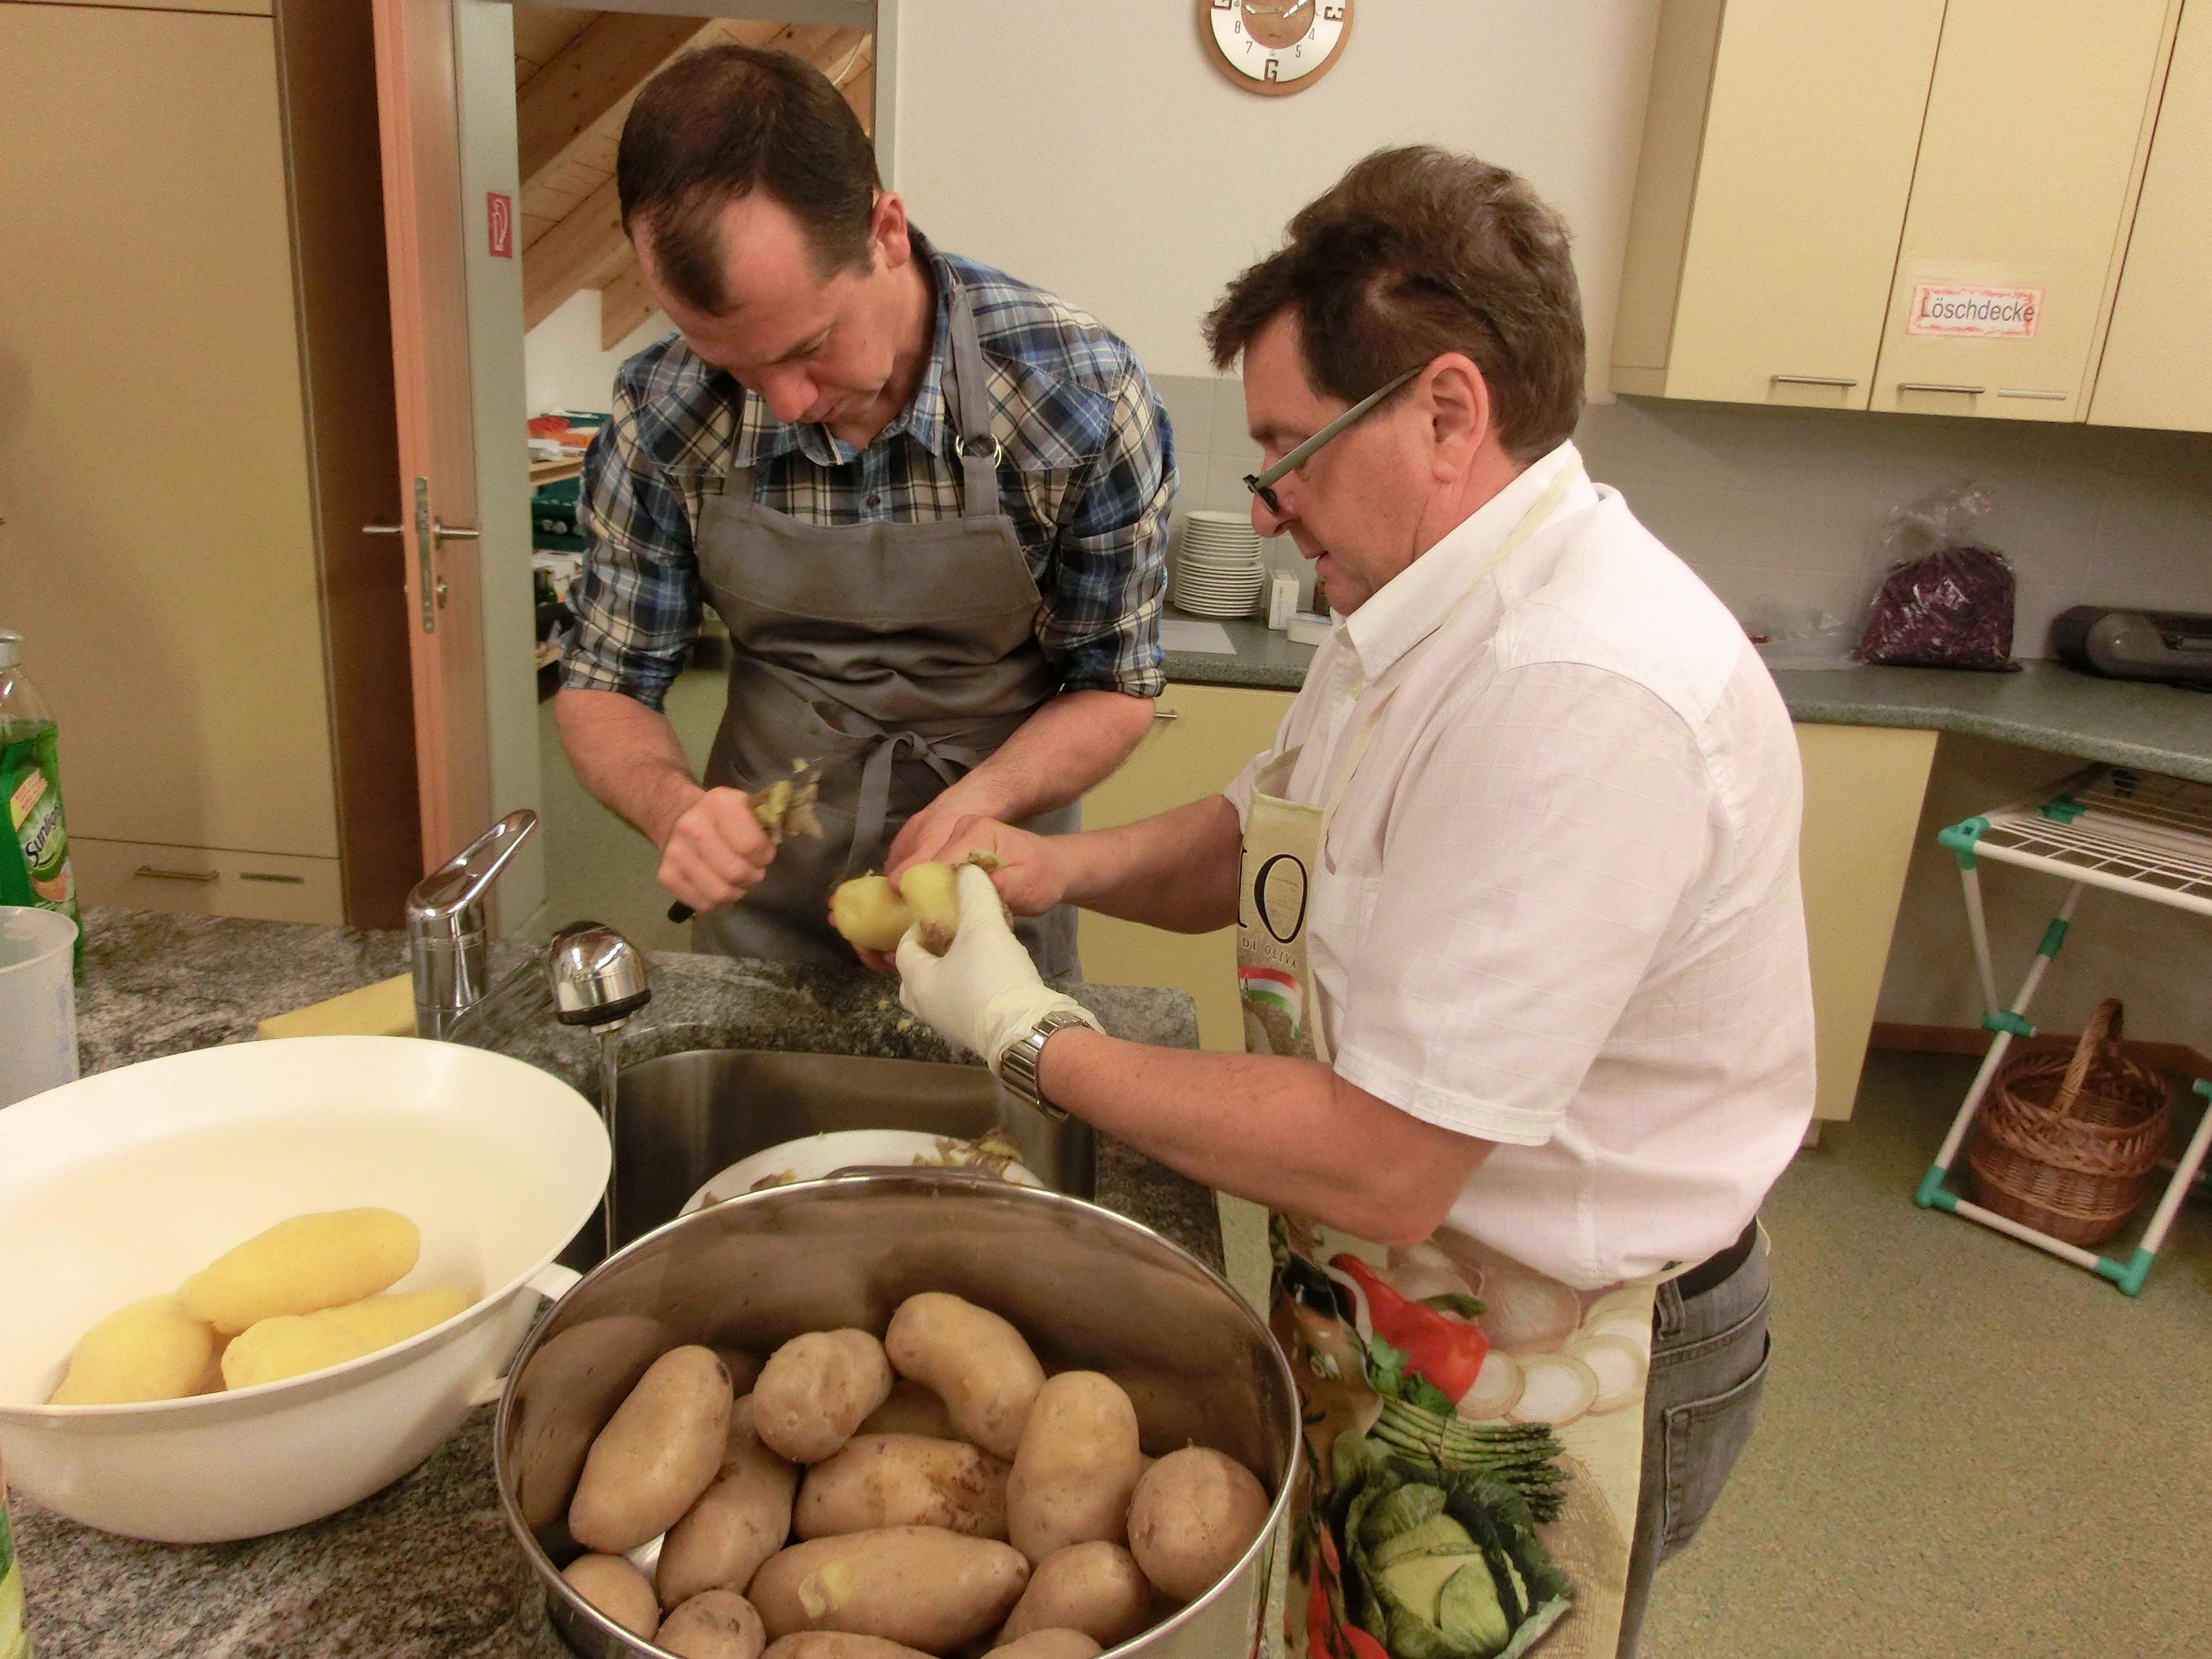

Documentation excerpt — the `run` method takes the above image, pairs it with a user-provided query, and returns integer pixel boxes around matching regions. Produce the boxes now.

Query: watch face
[1211,0,1349,87]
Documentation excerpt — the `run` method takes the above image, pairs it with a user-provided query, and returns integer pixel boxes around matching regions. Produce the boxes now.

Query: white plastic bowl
[0,1036,608,1542]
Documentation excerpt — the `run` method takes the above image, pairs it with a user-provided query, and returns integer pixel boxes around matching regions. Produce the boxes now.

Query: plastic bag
[1853,483,2019,671]
[1742,599,1864,671]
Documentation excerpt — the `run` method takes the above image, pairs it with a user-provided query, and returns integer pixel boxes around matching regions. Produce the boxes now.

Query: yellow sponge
[255,974,415,1041]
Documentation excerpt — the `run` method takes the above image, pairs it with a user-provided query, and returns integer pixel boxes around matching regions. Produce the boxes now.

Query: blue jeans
[1616,1225,1773,1658]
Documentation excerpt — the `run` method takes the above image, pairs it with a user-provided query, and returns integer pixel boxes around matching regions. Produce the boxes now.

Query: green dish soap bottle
[0,1451,30,1659]
[0,629,81,977]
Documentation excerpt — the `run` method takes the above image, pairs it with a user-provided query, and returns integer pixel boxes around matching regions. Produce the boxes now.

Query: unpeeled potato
[896,862,962,954]
[48,1295,217,1405]
[180,1208,419,1334]
[221,1286,472,1389]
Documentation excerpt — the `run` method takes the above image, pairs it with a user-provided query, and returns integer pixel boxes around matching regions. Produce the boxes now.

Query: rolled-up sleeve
[1037,358,1171,698]
[559,378,702,711]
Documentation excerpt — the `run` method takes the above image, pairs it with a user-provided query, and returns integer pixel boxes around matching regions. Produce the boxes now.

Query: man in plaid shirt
[558,45,1171,969]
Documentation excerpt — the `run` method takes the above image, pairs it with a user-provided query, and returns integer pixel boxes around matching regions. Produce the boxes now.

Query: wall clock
[1203,0,1353,96]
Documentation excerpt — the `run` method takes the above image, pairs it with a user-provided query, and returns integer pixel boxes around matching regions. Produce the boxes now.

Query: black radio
[2051,606,2212,687]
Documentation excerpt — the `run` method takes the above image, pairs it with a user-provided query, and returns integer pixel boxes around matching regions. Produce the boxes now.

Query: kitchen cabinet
[2092,0,2212,432]
[1614,0,2180,423]
[0,1,416,925]
[1613,0,1948,410]
[1867,0,2176,421]
[1796,724,1938,1121]
[1077,683,1292,1051]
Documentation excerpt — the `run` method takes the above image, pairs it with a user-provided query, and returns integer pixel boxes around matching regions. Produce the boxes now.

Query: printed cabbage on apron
[1238,464,1655,1659]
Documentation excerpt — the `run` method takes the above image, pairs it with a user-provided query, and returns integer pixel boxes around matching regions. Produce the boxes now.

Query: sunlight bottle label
[0,1462,30,1659]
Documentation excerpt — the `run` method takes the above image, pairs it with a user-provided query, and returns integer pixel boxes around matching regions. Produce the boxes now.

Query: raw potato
[180,1208,419,1334]
[570,1345,735,1553]
[509,1314,667,1532]
[749,1526,1029,1651]
[1126,1447,1270,1603]
[896,861,961,954]
[49,1295,217,1405]
[829,876,913,954]
[994,1633,1105,1659]
[856,1379,956,1440]
[220,1287,471,1389]
[1006,1372,1143,1562]
[659,1396,801,1610]
[659,1589,768,1659]
[753,1329,895,1464]
[883,1292,1045,1460]
[761,1637,936,1659]
[562,1553,660,1640]
[998,1542,1150,1647]
[796,1434,1010,1540]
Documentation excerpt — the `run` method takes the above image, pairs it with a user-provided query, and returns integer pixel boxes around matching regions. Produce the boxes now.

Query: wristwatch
[995,1008,1095,1121]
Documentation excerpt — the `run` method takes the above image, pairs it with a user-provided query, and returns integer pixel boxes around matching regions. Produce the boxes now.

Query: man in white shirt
[891,145,1814,1653]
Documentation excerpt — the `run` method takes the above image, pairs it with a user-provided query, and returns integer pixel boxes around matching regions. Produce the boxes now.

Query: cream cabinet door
[0,6,338,859]
[2092,0,2212,432]
[1869,0,2177,421]
[1077,684,1293,1051]
[1796,724,1938,1121]
[1614,0,1947,410]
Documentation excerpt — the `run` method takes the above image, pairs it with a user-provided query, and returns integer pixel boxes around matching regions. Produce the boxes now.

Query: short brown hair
[1204,147,1585,461]
[617,45,879,315]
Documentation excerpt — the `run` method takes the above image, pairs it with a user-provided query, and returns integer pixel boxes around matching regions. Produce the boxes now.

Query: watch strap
[997,1007,1096,1120]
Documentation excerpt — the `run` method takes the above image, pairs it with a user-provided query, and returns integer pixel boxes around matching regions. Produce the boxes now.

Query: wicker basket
[1966,1000,2173,1246]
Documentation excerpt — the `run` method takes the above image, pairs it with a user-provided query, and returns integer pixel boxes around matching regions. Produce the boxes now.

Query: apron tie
[849,729,989,875]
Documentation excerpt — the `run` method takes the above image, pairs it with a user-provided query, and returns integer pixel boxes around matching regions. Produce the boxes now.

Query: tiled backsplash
[1156,372,2212,653]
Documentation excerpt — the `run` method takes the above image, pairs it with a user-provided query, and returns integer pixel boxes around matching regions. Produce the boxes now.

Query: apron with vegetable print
[1242,462,1658,1659]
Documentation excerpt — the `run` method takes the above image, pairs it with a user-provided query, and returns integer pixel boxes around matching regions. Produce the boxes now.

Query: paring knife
[666,757,827,924]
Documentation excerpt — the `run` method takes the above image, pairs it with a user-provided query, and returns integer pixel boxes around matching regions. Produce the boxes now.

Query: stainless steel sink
[561,1049,1095,1267]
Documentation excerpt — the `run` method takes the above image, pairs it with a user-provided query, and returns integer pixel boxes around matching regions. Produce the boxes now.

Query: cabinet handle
[1770,374,1857,387]
[1997,388,2069,401]
[237,871,306,885]
[1151,708,1180,722]
[134,865,218,883]
[1897,382,1985,397]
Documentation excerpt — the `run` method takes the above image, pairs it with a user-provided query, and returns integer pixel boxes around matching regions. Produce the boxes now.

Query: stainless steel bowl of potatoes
[495,1172,1299,1659]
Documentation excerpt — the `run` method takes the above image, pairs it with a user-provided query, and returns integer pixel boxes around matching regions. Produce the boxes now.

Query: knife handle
[668,900,695,924]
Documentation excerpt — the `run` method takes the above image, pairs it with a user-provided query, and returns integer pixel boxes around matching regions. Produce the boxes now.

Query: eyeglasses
[1242,366,1422,516]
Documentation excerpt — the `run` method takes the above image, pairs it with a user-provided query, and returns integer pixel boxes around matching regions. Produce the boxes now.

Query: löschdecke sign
[1906,283,2043,338]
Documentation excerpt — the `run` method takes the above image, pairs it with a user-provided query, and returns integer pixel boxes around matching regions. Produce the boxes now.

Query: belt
[1675,1217,1759,1301]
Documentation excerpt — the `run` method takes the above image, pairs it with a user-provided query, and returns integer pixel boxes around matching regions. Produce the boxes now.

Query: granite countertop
[10,909,1217,1659]
[1164,610,2212,783]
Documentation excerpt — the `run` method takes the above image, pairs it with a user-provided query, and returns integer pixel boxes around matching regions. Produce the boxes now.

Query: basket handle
[2053,999,2124,1117]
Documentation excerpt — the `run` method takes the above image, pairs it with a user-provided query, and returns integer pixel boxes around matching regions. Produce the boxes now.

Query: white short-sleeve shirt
[1225,442,1815,1287]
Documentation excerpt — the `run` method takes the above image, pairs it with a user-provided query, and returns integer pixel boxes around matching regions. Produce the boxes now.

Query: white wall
[523,287,671,417]
[888,0,1662,384]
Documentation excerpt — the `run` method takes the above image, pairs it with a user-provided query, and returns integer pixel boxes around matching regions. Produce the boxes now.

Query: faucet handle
[408,810,538,936]
[548,921,652,1029]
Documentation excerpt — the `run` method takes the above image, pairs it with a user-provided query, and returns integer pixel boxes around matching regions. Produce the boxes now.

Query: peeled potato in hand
[896,862,962,954]
[181,1207,419,1334]
[222,1286,472,1388]
[49,1295,217,1405]
[829,875,914,954]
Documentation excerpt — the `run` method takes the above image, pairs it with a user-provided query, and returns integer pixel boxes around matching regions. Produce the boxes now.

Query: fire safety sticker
[1906,283,2041,338]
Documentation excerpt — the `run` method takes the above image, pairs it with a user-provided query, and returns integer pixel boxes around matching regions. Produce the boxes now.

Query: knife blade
[666,757,827,924]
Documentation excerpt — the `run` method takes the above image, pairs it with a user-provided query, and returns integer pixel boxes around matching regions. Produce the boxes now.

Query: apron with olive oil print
[1241,462,1656,1659]
[689,274,1079,973]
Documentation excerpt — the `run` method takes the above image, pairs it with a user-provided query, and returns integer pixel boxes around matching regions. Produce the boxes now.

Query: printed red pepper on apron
[1239,462,1656,1659]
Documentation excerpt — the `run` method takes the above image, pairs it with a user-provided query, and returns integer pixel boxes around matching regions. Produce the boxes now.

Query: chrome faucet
[405,810,539,1039]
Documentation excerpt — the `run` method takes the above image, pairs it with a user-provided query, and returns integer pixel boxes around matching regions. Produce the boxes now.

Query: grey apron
[690,275,1080,973]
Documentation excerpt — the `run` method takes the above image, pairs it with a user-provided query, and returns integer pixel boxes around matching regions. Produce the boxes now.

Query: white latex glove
[896,863,1099,1074]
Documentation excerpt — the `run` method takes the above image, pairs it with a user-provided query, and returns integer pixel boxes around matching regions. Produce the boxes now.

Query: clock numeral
[1323,2,1346,18]
[1264,55,1281,81]
[1213,0,1235,8]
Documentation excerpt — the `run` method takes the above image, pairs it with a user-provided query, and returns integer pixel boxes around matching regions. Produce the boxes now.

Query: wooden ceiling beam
[518,12,714,187]
[597,259,659,351]
[524,173,630,329]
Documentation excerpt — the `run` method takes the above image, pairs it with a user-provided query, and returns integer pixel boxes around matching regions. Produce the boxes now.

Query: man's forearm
[1058,794,1243,933]
[953,689,1154,823]
[554,687,704,847]
[1034,1030,1491,1246]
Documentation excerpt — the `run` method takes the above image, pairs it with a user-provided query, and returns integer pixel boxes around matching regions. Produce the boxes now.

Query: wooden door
[371,0,493,869]
[1868,0,2178,421]
[1614,0,1948,410]
[2091,0,2212,432]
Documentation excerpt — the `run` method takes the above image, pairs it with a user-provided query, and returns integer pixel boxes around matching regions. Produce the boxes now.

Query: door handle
[434,521,481,542]
[363,523,404,535]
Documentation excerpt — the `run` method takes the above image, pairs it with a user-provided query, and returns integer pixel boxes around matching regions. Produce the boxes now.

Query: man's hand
[890,816,1068,919]
[882,772,1014,872]
[655,785,776,914]
[896,865,1098,1072]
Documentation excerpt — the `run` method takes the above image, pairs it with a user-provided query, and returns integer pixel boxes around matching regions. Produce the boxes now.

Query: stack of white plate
[1173,512,1266,617]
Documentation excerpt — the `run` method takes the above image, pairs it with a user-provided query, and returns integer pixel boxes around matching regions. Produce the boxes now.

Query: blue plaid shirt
[561,236,1173,709]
